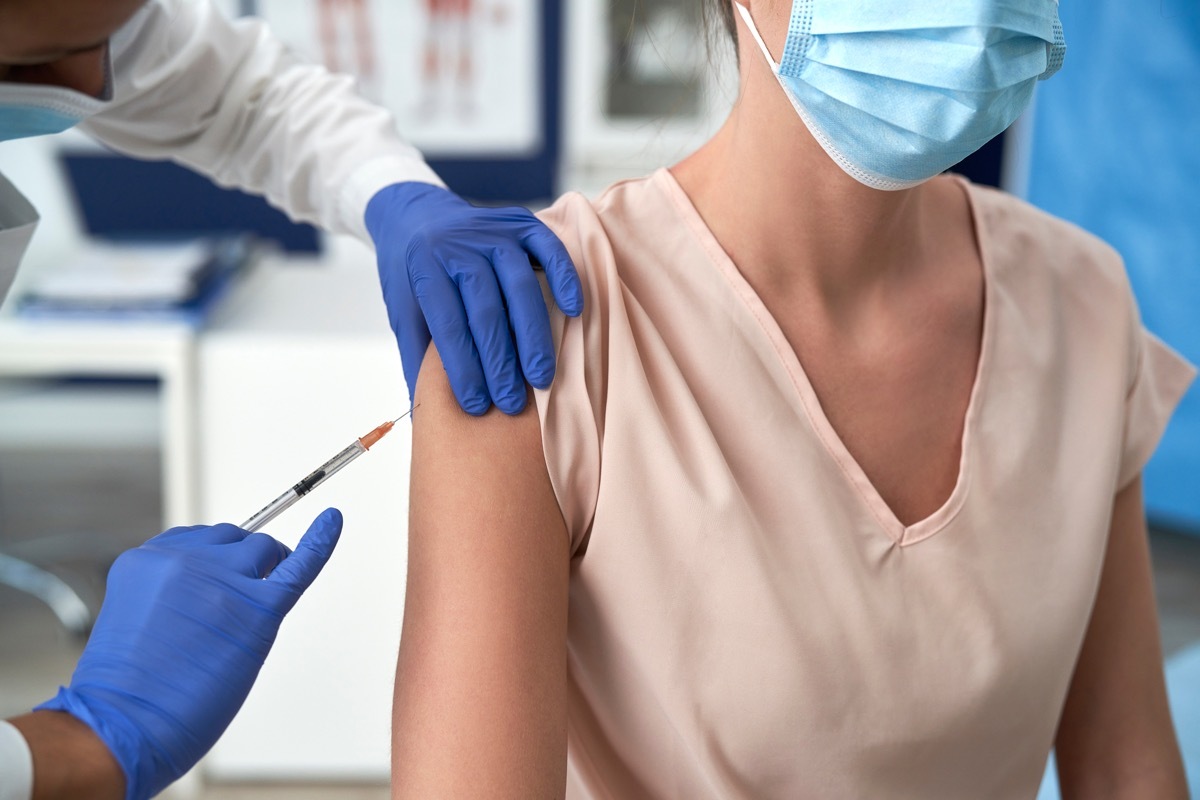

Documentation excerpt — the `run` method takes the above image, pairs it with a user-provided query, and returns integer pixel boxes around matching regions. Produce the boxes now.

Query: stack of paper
[20,239,252,324]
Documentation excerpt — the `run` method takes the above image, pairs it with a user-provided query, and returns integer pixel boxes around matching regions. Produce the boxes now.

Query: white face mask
[0,173,40,303]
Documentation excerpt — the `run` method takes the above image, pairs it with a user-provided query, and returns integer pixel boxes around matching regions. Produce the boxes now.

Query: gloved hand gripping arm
[26,509,343,800]
[367,182,583,415]
[84,3,582,417]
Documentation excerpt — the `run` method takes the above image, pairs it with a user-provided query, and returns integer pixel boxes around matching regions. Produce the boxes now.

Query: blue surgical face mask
[0,50,112,142]
[734,0,1066,190]
[0,104,91,141]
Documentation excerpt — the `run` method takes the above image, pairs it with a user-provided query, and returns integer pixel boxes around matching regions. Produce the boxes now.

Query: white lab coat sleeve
[80,0,445,244]
[0,721,34,800]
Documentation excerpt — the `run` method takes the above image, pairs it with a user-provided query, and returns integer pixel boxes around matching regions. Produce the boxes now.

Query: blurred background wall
[1025,0,1200,532]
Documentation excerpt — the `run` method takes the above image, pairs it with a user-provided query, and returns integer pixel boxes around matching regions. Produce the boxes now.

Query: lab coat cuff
[0,720,34,800]
[341,155,446,244]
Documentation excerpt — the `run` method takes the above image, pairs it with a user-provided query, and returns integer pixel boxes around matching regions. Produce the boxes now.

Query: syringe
[241,409,414,532]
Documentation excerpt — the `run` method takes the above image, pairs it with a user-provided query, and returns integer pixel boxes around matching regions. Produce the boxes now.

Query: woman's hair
[703,0,738,47]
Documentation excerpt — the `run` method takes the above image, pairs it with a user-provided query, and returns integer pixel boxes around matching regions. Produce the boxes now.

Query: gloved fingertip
[525,366,551,389]
[266,508,343,592]
[305,509,342,557]
[553,279,584,317]
[461,394,491,416]
[523,349,556,388]
[498,392,527,415]
[317,507,344,534]
[566,280,586,313]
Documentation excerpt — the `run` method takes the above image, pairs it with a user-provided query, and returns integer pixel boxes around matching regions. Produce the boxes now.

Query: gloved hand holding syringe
[242,407,416,531]
[34,410,416,800]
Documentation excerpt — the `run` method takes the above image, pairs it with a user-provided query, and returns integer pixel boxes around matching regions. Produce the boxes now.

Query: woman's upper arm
[393,345,571,799]
[1054,476,1187,799]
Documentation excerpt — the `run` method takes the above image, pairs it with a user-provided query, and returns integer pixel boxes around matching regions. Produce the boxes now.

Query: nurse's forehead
[0,0,146,64]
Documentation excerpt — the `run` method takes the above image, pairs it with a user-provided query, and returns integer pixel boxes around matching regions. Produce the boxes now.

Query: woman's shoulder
[537,171,683,276]
[962,178,1143,370]
[540,171,672,223]
[964,179,1127,294]
[965,179,1161,416]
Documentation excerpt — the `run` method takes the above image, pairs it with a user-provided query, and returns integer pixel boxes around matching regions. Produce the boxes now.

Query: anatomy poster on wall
[236,0,542,157]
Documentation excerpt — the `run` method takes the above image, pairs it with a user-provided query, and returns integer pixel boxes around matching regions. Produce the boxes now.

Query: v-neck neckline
[656,168,994,547]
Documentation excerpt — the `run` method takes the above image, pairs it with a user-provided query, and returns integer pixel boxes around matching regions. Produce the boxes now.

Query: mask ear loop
[732,2,782,72]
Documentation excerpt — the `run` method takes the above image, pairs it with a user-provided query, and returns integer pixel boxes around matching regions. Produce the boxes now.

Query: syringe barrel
[242,488,299,532]
[297,440,368,494]
[241,440,367,532]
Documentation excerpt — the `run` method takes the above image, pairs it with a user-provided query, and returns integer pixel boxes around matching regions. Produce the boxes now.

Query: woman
[392,0,1195,797]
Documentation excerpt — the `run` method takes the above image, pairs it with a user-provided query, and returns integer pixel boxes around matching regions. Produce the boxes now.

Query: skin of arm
[7,711,123,800]
[1054,476,1188,799]
[392,344,571,798]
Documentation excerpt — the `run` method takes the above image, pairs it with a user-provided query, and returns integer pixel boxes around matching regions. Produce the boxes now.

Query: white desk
[0,316,197,528]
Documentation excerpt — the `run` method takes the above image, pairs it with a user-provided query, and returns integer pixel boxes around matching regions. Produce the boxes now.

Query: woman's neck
[670,53,933,320]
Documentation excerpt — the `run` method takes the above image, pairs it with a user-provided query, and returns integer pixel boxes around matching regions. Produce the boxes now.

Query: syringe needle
[393,405,418,424]
[240,409,415,532]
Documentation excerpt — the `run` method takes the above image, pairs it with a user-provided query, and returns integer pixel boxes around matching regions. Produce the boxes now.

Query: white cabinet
[199,248,407,780]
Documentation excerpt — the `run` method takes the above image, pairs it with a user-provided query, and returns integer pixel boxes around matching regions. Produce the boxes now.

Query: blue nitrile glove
[36,509,343,800]
[366,182,584,416]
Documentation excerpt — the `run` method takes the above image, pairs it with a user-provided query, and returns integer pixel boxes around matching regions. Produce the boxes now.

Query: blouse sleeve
[532,194,616,556]
[1117,325,1196,491]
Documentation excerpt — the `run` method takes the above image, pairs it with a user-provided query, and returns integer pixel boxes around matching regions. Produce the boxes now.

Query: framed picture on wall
[564,0,737,180]
[226,0,561,202]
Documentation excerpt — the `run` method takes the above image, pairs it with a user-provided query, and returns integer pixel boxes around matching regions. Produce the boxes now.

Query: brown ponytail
[703,0,738,47]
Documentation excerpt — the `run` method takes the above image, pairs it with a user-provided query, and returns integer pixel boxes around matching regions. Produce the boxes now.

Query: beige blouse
[532,170,1194,799]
